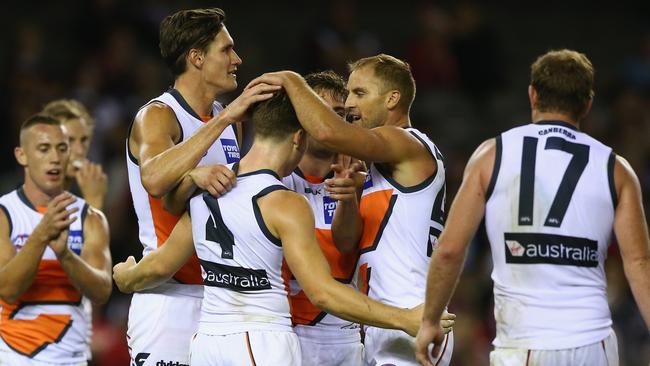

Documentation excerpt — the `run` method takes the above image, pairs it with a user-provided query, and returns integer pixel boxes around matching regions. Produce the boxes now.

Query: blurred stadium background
[1,0,649,364]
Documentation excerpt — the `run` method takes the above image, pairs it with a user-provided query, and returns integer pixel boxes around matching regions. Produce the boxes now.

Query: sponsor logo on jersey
[504,232,599,267]
[220,138,240,163]
[304,187,322,195]
[133,352,150,366]
[12,231,83,254]
[323,196,337,224]
[200,259,271,291]
[156,361,189,366]
[12,234,30,249]
[363,173,373,189]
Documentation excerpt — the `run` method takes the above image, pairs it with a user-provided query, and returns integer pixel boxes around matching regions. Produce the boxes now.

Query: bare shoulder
[260,189,310,214]
[614,154,641,193]
[131,102,179,140]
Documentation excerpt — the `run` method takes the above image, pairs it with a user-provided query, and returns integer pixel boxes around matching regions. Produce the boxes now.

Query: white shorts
[127,292,201,366]
[364,327,454,366]
[489,330,618,366]
[295,326,363,366]
[189,330,301,366]
[0,351,86,366]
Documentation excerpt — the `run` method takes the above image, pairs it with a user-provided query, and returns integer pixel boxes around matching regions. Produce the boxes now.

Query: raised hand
[189,164,237,198]
[112,256,137,293]
[33,193,78,244]
[217,83,281,124]
[325,155,367,202]
[74,159,108,209]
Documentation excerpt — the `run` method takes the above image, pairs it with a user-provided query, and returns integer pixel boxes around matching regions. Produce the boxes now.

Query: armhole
[485,135,502,201]
[607,151,618,209]
[252,185,289,247]
[0,204,12,235]
[80,203,90,233]
[127,101,184,166]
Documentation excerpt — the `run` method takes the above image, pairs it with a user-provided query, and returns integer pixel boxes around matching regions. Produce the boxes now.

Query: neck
[237,139,296,178]
[298,151,336,178]
[23,177,59,208]
[532,110,579,129]
[174,74,222,116]
[384,111,411,128]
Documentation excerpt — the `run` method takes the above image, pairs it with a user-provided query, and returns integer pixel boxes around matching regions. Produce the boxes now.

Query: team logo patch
[220,138,240,163]
[323,196,337,224]
[504,232,598,267]
[133,352,150,366]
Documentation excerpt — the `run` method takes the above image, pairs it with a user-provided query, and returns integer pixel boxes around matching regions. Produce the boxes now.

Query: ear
[385,90,401,110]
[14,147,27,167]
[292,129,305,149]
[581,97,593,119]
[528,85,537,110]
[187,48,204,70]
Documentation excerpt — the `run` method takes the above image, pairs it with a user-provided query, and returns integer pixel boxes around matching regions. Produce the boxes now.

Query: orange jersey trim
[358,189,395,252]
[0,260,81,357]
[148,195,202,284]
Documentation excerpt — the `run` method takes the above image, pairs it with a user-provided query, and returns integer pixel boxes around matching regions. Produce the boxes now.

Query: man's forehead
[348,66,380,87]
[25,124,66,142]
[214,25,233,45]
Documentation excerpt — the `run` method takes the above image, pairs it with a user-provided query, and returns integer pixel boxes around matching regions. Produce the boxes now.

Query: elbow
[305,287,332,312]
[91,281,113,305]
[0,287,20,305]
[141,175,165,198]
[435,240,465,263]
[333,239,358,255]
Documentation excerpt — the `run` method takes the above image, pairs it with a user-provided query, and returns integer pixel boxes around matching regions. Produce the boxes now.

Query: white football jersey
[485,121,616,349]
[0,188,91,364]
[282,169,360,339]
[357,128,446,308]
[189,164,292,335]
[126,89,240,295]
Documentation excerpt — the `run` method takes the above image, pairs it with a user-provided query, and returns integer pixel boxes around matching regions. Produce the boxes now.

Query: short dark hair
[250,91,301,140]
[530,49,595,121]
[42,99,94,129]
[19,114,62,145]
[305,71,347,102]
[159,8,226,77]
[348,54,416,112]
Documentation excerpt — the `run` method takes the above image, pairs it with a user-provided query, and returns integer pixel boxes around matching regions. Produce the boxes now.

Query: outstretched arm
[415,139,495,365]
[263,191,421,336]
[51,207,112,304]
[613,156,650,329]
[113,212,194,293]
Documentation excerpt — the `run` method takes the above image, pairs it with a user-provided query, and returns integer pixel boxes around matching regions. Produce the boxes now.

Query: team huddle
[0,6,649,366]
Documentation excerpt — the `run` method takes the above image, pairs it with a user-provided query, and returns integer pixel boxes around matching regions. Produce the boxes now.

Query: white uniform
[282,170,363,366]
[125,89,240,366]
[0,188,91,366]
[485,121,618,365]
[358,128,453,366]
[188,165,300,365]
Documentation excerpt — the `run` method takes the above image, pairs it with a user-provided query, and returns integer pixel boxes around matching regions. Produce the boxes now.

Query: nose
[344,94,356,110]
[232,50,242,66]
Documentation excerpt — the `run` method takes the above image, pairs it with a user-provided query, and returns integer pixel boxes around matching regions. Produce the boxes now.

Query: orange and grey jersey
[357,128,446,308]
[486,121,616,349]
[190,164,292,335]
[281,169,360,339]
[0,188,91,364]
[126,89,240,295]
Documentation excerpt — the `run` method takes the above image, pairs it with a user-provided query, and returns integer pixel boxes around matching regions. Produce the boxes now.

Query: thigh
[245,331,302,366]
[532,332,619,366]
[127,293,201,366]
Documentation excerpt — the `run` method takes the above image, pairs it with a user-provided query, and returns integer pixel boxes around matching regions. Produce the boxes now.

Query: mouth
[46,168,62,179]
[345,111,361,123]
[228,69,237,79]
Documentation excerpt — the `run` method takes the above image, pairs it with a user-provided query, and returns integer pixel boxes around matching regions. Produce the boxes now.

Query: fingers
[430,340,442,362]
[325,177,357,192]
[441,311,456,321]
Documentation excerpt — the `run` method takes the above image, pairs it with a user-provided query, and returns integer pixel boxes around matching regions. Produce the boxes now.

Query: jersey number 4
[204,194,236,259]
[519,136,589,227]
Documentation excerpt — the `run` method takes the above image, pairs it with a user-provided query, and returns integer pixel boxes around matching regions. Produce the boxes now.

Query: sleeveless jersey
[126,89,240,294]
[357,128,446,308]
[0,188,91,364]
[485,121,616,349]
[281,169,360,335]
[189,166,292,335]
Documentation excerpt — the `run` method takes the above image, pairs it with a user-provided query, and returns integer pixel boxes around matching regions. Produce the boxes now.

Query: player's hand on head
[220,82,281,124]
[415,320,446,366]
[112,256,137,293]
[75,159,108,205]
[34,193,78,242]
[189,164,236,198]
[245,71,302,90]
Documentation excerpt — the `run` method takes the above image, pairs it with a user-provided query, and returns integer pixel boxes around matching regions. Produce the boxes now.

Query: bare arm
[113,213,194,293]
[264,191,421,336]
[163,165,236,215]
[134,84,279,198]
[51,208,112,304]
[248,72,430,165]
[613,156,650,329]
[328,157,365,253]
[415,139,495,365]
[75,161,108,210]
[0,194,78,303]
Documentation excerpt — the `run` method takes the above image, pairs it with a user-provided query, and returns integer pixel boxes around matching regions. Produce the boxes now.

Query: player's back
[0,188,91,364]
[189,164,292,335]
[486,120,616,349]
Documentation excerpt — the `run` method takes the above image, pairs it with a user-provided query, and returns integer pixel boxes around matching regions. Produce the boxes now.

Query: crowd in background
[1,0,649,364]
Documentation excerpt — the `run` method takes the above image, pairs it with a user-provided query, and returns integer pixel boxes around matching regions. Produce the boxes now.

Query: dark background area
[1,0,649,364]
